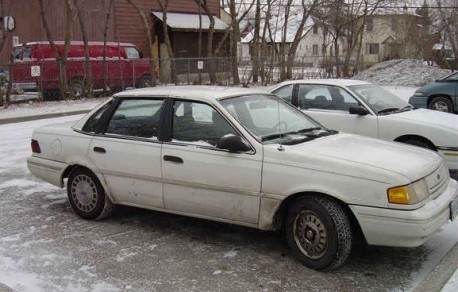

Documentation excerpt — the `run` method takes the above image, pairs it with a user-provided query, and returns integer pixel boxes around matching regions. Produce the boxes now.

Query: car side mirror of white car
[349,106,368,116]
[216,135,251,152]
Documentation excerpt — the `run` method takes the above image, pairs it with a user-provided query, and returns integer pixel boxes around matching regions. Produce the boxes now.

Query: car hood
[388,109,458,131]
[415,82,445,93]
[263,133,442,184]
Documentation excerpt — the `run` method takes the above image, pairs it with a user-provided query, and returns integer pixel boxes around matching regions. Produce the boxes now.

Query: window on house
[312,44,318,55]
[365,43,379,55]
[322,44,327,55]
[366,18,373,32]
[313,25,318,34]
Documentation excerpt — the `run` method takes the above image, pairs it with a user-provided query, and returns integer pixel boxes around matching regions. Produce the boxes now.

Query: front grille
[425,164,449,199]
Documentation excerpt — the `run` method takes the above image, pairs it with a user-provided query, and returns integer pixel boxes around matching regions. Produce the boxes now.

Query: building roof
[152,12,228,32]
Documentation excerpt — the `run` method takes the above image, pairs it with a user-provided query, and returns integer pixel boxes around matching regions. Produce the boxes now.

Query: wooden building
[0,0,226,64]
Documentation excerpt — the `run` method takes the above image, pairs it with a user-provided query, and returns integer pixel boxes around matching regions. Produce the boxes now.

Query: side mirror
[216,135,251,152]
[349,106,368,115]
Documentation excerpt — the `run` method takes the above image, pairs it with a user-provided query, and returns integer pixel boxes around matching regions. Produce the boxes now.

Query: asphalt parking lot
[0,115,457,292]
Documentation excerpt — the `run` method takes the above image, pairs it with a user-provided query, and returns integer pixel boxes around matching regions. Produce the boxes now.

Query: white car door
[298,84,379,138]
[161,100,262,225]
[88,98,164,209]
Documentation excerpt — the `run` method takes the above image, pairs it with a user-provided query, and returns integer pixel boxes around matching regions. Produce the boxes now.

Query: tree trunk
[74,0,93,97]
[102,0,114,96]
[252,0,261,83]
[60,0,73,99]
[196,0,217,84]
[158,0,177,84]
[127,0,157,86]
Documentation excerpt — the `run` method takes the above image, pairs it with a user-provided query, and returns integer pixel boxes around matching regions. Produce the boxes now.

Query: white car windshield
[219,94,336,145]
[348,84,413,115]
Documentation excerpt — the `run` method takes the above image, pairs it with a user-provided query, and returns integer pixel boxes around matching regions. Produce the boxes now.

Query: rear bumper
[13,82,37,91]
[350,178,458,247]
[27,156,67,188]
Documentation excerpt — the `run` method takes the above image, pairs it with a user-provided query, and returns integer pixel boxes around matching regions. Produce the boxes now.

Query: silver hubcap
[70,174,98,212]
[71,82,84,97]
[293,210,328,259]
[432,101,449,112]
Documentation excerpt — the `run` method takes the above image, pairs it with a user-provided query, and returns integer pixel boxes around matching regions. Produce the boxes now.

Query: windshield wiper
[261,131,297,142]
[297,127,322,133]
[399,105,415,112]
[377,107,399,115]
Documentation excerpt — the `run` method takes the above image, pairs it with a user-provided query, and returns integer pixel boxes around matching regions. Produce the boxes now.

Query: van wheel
[285,195,352,270]
[428,96,453,113]
[69,78,85,99]
[139,75,151,88]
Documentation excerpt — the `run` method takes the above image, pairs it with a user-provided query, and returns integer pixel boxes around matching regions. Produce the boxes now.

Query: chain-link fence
[1,56,346,102]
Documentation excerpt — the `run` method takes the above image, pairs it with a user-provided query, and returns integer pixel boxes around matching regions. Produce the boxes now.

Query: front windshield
[348,84,411,114]
[219,94,336,145]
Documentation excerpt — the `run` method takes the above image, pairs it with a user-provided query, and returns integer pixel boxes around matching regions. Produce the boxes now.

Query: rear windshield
[125,47,140,59]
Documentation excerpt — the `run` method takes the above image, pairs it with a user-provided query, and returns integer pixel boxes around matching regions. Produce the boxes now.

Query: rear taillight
[31,139,41,153]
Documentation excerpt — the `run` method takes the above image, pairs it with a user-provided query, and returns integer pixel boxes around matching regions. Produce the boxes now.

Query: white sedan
[269,79,458,172]
[27,86,458,270]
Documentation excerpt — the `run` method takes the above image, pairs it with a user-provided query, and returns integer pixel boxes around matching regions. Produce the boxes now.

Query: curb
[413,241,458,292]
[0,110,90,125]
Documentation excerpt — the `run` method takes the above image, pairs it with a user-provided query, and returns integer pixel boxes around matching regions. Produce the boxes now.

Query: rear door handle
[93,147,106,153]
[163,155,183,163]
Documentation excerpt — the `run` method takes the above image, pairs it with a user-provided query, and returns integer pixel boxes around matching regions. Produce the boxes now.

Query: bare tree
[126,0,157,86]
[102,0,114,96]
[74,0,93,97]
[195,0,217,84]
[157,0,177,84]
[285,0,320,79]
[0,0,12,107]
[437,0,458,69]
[38,0,73,99]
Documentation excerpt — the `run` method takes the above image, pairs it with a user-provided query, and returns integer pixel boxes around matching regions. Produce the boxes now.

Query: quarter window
[105,99,164,139]
[82,101,113,133]
[272,84,294,103]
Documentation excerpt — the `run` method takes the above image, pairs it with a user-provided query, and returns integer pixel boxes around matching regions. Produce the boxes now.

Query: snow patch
[223,250,238,258]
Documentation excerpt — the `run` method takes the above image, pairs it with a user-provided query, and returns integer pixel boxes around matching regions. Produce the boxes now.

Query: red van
[12,41,154,99]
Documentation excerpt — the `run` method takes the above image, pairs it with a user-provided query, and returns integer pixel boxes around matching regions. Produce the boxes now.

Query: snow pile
[352,59,451,87]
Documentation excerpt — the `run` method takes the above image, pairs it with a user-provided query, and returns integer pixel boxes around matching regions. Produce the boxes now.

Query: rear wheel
[285,195,353,270]
[69,78,85,99]
[139,75,151,88]
[429,96,453,113]
[67,168,113,220]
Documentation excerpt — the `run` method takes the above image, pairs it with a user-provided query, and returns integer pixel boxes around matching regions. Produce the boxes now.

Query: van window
[14,47,22,61]
[125,47,140,59]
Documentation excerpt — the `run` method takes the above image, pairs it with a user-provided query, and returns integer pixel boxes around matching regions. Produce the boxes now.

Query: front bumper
[408,95,428,109]
[350,178,458,247]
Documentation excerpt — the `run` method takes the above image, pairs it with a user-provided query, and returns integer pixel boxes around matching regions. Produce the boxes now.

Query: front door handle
[93,147,106,153]
[163,155,183,163]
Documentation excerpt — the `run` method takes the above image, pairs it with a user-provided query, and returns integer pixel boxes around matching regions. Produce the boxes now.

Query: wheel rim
[141,77,151,87]
[293,210,328,259]
[71,82,84,97]
[432,101,449,112]
[70,174,98,212]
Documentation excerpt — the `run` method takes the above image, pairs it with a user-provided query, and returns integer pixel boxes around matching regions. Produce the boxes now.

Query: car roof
[272,79,371,87]
[114,86,271,102]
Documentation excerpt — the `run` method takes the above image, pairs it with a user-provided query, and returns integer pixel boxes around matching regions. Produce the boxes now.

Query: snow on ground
[352,59,451,87]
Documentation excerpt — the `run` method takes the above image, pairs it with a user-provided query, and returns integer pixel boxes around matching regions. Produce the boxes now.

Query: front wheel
[429,96,453,113]
[285,195,353,270]
[69,78,85,99]
[67,168,113,220]
[139,75,151,88]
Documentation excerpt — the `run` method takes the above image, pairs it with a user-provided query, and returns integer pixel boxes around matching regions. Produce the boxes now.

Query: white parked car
[27,86,458,270]
[269,79,458,172]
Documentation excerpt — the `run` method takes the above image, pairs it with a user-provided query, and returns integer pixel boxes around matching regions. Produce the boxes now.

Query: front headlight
[412,91,426,97]
[387,179,429,205]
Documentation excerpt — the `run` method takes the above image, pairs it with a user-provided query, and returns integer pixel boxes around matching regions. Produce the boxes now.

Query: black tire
[428,96,453,113]
[42,89,61,101]
[285,195,353,270]
[69,78,85,99]
[67,168,113,220]
[401,138,434,150]
[139,75,151,88]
